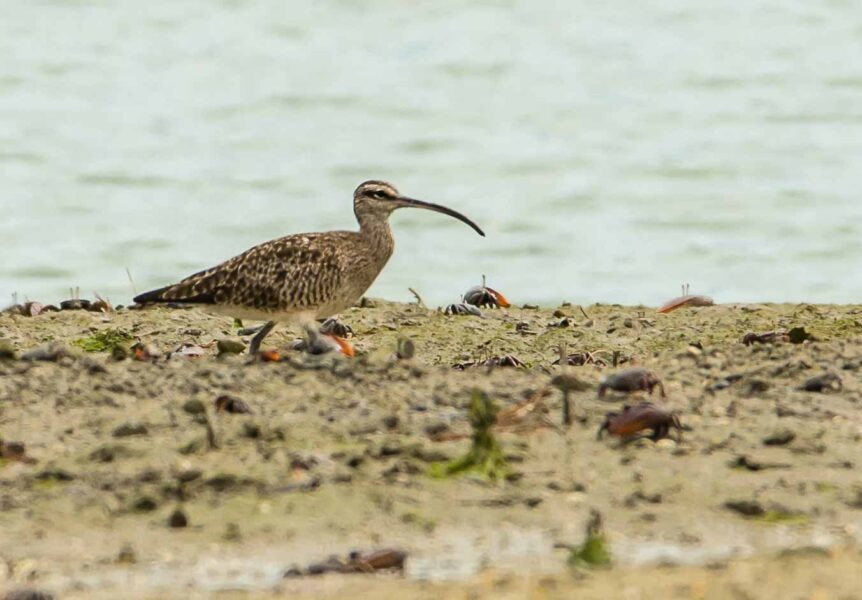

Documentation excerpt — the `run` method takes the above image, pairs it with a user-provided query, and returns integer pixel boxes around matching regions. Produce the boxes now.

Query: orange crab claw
[259,349,281,362]
[327,335,356,358]
[657,294,714,314]
[487,287,511,308]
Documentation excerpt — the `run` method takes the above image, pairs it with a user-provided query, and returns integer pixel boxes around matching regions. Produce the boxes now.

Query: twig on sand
[408,287,426,308]
[126,268,138,297]
[578,305,591,320]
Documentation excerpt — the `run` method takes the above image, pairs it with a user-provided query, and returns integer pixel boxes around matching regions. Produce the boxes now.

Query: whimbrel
[134,180,485,354]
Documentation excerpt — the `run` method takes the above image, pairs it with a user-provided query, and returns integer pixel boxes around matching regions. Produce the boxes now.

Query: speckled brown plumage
[135,180,484,353]
[136,230,388,319]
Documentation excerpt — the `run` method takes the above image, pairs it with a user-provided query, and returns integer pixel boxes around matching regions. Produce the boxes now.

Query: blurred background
[1,0,860,308]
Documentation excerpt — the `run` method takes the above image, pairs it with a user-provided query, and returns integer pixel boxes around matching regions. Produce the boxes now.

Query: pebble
[0,339,16,360]
[214,395,252,414]
[168,508,189,528]
[113,423,149,438]
[182,399,207,416]
[217,338,246,356]
[655,438,677,450]
[724,499,765,517]
[763,428,796,446]
[3,590,55,600]
[20,344,67,362]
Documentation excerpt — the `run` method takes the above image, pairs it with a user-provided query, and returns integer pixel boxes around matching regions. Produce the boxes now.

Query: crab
[742,331,789,345]
[598,368,665,398]
[800,372,843,393]
[657,284,714,314]
[552,351,607,367]
[453,355,526,370]
[463,275,510,309]
[319,317,354,338]
[597,402,682,441]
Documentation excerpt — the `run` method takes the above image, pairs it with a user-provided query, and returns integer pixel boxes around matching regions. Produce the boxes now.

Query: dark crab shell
[463,285,510,309]
[597,402,682,441]
[598,368,666,398]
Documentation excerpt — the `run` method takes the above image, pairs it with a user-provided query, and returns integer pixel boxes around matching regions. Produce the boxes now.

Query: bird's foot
[319,318,354,339]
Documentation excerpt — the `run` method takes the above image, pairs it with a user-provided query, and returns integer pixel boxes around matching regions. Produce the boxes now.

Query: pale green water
[2,0,861,307]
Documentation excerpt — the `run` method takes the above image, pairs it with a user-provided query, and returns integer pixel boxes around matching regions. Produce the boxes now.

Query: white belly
[205,304,319,324]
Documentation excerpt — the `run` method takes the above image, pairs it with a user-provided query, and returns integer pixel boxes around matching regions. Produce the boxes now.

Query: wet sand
[1,300,861,599]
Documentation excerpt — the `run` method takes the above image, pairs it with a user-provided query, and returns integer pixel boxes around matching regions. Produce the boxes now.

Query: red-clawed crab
[597,402,682,441]
[598,368,666,398]
[463,276,510,309]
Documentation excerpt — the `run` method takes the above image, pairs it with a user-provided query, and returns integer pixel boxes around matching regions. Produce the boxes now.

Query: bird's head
[353,180,485,237]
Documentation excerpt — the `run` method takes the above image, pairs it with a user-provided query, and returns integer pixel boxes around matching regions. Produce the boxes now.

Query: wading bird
[134,180,485,354]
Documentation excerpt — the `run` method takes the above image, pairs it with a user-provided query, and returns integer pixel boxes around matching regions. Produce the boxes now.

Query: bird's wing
[134,233,349,311]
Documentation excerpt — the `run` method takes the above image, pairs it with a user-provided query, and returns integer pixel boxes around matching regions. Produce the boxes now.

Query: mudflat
[1,300,861,599]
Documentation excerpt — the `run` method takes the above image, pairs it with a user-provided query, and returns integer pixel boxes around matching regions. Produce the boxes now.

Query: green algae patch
[755,509,809,525]
[73,328,134,353]
[428,389,509,481]
[569,510,613,568]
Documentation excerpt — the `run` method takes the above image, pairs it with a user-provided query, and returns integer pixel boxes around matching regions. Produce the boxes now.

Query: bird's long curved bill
[395,196,486,237]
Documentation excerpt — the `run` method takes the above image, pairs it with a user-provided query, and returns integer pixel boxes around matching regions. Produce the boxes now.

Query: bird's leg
[249,321,276,355]
[319,317,354,339]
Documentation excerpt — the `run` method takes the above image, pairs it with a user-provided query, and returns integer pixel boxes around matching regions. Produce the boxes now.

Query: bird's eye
[372,191,388,200]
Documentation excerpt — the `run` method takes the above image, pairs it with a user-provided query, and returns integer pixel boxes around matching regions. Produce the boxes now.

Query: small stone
[217,338,246,356]
[655,438,677,450]
[182,399,207,416]
[223,522,242,542]
[396,337,415,360]
[20,343,67,362]
[111,345,129,361]
[424,422,449,438]
[168,508,189,528]
[176,468,203,483]
[382,414,399,430]
[0,339,17,361]
[763,429,796,446]
[214,395,252,414]
[686,345,703,358]
[3,589,55,600]
[242,422,262,439]
[552,309,567,318]
[117,544,137,564]
[345,454,364,469]
[132,496,158,512]
[724,500,765,517]
[788,327,813,344]
[745,379,770,395]
[113,423,148,438]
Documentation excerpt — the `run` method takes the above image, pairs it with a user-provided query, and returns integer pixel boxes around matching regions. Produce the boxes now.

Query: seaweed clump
[569,510,612,568]
[429,389,509,481]
[72,328,134,353]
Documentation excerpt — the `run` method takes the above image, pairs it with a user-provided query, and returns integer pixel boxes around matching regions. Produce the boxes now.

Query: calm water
[2,0,861,308]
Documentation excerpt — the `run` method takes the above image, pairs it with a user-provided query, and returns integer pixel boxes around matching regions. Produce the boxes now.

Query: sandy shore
[1,300,861,599]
